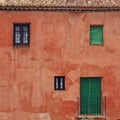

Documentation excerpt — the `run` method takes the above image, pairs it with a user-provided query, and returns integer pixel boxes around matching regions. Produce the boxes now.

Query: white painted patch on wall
[39,113,51,120]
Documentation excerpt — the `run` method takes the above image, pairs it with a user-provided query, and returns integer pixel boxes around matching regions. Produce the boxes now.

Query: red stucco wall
[0,11,120,120]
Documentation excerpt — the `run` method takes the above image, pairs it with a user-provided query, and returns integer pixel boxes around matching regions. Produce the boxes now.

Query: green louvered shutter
[90,26,103,45]
[80,77,101,115]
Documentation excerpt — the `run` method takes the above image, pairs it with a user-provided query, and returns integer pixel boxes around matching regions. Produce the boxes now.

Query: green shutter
[80,77,101,114]
[90,26,103,45]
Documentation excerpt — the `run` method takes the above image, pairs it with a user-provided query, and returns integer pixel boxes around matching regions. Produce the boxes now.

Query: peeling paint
[39,113,51,120]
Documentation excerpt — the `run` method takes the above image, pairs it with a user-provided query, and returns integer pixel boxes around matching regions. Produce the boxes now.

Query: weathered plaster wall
[0,11,120,120]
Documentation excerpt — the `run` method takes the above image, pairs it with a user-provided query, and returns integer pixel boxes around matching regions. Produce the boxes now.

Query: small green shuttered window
[90,26,103,45]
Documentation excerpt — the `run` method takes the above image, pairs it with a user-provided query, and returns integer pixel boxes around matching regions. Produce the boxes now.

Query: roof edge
[0,6,120,12]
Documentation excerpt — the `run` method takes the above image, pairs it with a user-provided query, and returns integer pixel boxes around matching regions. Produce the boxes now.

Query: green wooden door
[80,77,101,114]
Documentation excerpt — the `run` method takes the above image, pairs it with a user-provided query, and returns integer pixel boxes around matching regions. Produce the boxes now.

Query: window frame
[13,23,30,46]
[54,76,65,90]
[90,25,104,46]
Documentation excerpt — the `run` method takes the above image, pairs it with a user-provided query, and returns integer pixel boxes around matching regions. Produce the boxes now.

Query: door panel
[80,77,101,114]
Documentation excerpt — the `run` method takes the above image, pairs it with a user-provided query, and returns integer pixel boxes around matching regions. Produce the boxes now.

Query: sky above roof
[0,0,119,7]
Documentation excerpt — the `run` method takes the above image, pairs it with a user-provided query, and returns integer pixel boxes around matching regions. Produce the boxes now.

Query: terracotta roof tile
[0,0,119,7]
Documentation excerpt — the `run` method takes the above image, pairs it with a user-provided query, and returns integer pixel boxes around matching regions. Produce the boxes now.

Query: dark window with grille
[13,23,30,46]
[54,76,65,90]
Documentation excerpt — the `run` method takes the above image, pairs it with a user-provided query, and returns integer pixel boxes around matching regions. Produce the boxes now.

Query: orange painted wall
[0,11,120,120]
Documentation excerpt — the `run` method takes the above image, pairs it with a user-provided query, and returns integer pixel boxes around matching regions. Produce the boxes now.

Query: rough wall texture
[0,11,120,120]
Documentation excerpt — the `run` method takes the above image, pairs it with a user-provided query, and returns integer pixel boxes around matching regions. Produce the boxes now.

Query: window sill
[13,44,30,47]
[77,114,107,119]
[90,44,104,46]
